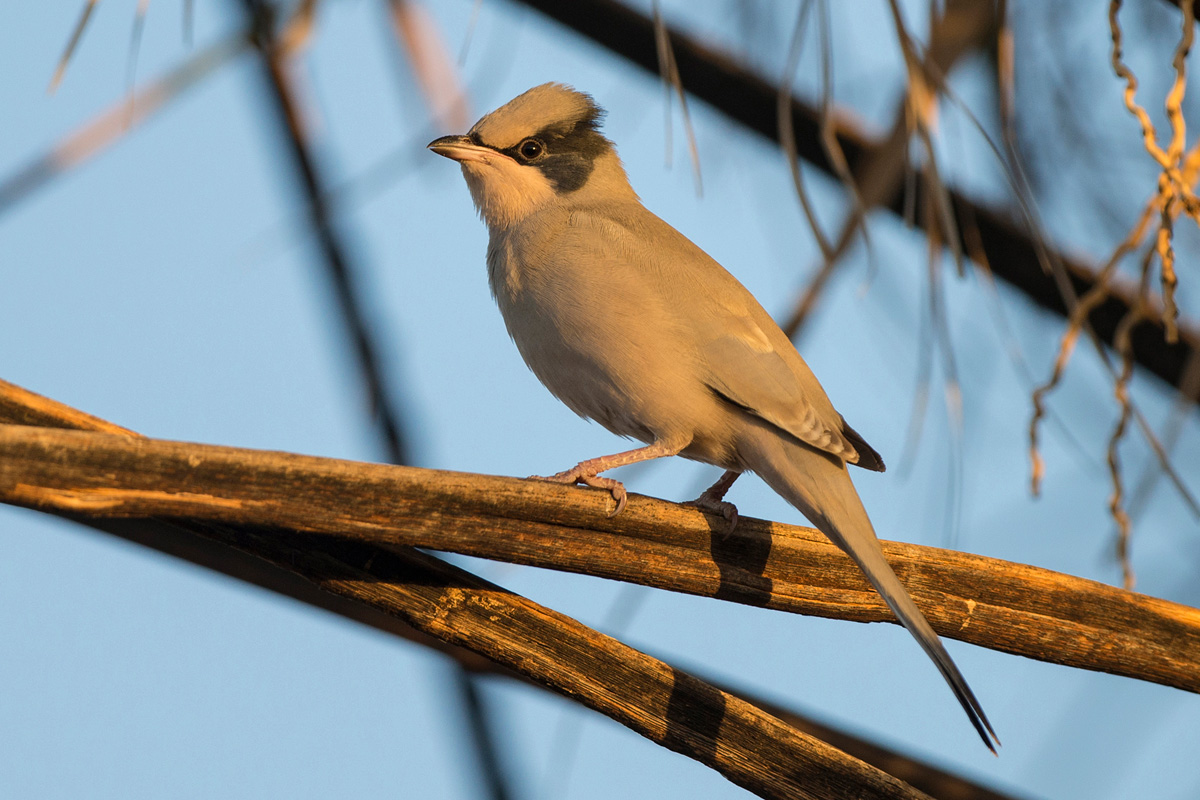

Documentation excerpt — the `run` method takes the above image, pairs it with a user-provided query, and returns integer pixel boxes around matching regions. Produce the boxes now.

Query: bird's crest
[470,83,604,149]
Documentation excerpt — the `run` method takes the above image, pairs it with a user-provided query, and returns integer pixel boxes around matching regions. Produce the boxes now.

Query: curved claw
[526,444,680,518]
[579,474,626,516]
[529,470,628,516]
[685,494,739,536]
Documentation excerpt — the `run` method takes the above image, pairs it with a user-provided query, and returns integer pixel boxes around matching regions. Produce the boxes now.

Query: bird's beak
[427,134,494,164]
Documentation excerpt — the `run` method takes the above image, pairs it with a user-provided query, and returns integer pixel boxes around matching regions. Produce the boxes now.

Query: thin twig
[779,0,833,259]
[49,0,102,93]
[125,0,152,124]
[815,0,872,259]
[652,0,702,195]
[1125,348,1200,523]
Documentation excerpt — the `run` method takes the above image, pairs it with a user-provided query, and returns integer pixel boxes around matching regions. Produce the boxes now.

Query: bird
[428,82,998,752]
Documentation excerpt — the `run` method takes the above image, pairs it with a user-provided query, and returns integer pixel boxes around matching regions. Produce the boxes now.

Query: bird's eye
[518,139,544,160]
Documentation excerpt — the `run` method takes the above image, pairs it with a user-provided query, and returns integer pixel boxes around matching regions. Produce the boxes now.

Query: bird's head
[428,83,637,230]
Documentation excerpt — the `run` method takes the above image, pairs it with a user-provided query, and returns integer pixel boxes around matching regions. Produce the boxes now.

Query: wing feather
[565,204,885,470]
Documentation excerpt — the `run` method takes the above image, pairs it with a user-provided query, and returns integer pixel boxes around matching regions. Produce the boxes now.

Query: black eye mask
[472,109,610,194]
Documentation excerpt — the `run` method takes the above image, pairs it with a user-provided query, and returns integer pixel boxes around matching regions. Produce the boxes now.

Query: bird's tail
[742,427,1000,753]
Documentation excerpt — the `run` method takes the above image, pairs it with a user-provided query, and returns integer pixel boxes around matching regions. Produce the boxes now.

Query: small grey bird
[429,83,998,752]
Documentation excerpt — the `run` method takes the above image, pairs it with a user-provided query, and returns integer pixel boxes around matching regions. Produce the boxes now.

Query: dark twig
[453,669,513,800]
[234,1,507,795]
[49,0,101,93]
[238,0,410,465]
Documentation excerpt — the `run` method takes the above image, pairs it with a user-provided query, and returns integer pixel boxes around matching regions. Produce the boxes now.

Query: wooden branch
[0,380,137,435]
[0,382,940,800]
[689,670,1031,800]
[78,517,935,800]
[1,380,1033,800]
[513,0,1200,402]
[2,422,1198,694]
[43,525,1018,800]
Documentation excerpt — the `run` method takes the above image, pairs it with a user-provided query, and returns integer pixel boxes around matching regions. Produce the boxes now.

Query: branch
[0,389,936,800]
[2,423,1197,694]
[0,379,1030,800]
[238,0,411,465]
[512,0,1200,402]
[74,518,921,800]
[691,672,1031,800]
[1,33,249,216]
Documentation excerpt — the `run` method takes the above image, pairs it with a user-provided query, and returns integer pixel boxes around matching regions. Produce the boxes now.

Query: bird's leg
[531,441,681,516]
[684,470,741,534]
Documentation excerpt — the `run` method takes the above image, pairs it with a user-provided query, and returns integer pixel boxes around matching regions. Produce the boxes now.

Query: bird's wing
[699,313,883,471]
[629,209,883,470]
[567,203,884,470]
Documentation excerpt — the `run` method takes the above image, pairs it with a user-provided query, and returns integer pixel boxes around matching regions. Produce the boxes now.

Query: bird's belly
[497,285,722,451]
[506,311,658,439]
[526,347,655,440]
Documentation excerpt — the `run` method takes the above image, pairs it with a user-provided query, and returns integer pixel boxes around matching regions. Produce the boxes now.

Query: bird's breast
[484,228,725,450]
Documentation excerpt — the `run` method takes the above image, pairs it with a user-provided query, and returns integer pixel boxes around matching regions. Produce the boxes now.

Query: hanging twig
[238,0,411,466]
[652,0,702,195]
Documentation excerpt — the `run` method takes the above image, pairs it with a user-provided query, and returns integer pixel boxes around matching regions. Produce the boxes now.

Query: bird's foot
[529,443,683,517]
[530,467,628,516]
[684,491,739,536]
[684,470,741,535]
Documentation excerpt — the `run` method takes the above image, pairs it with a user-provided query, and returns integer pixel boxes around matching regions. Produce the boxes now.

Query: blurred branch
[238,0,411,465]
[1163,0,1200,15]
[382,0,471,132]
[125,0,153,113]
[652,0,703,194]
[233,0,503,794]
[1,33,249,216]
[0,381,934,800]
[515,0,1200,404]
[3,406,1198,695]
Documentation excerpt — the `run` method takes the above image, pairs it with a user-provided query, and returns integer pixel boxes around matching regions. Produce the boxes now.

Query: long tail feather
[743,427,999,752]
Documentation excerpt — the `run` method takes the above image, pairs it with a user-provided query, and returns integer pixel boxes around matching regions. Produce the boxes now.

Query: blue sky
[2,2,1199,798]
